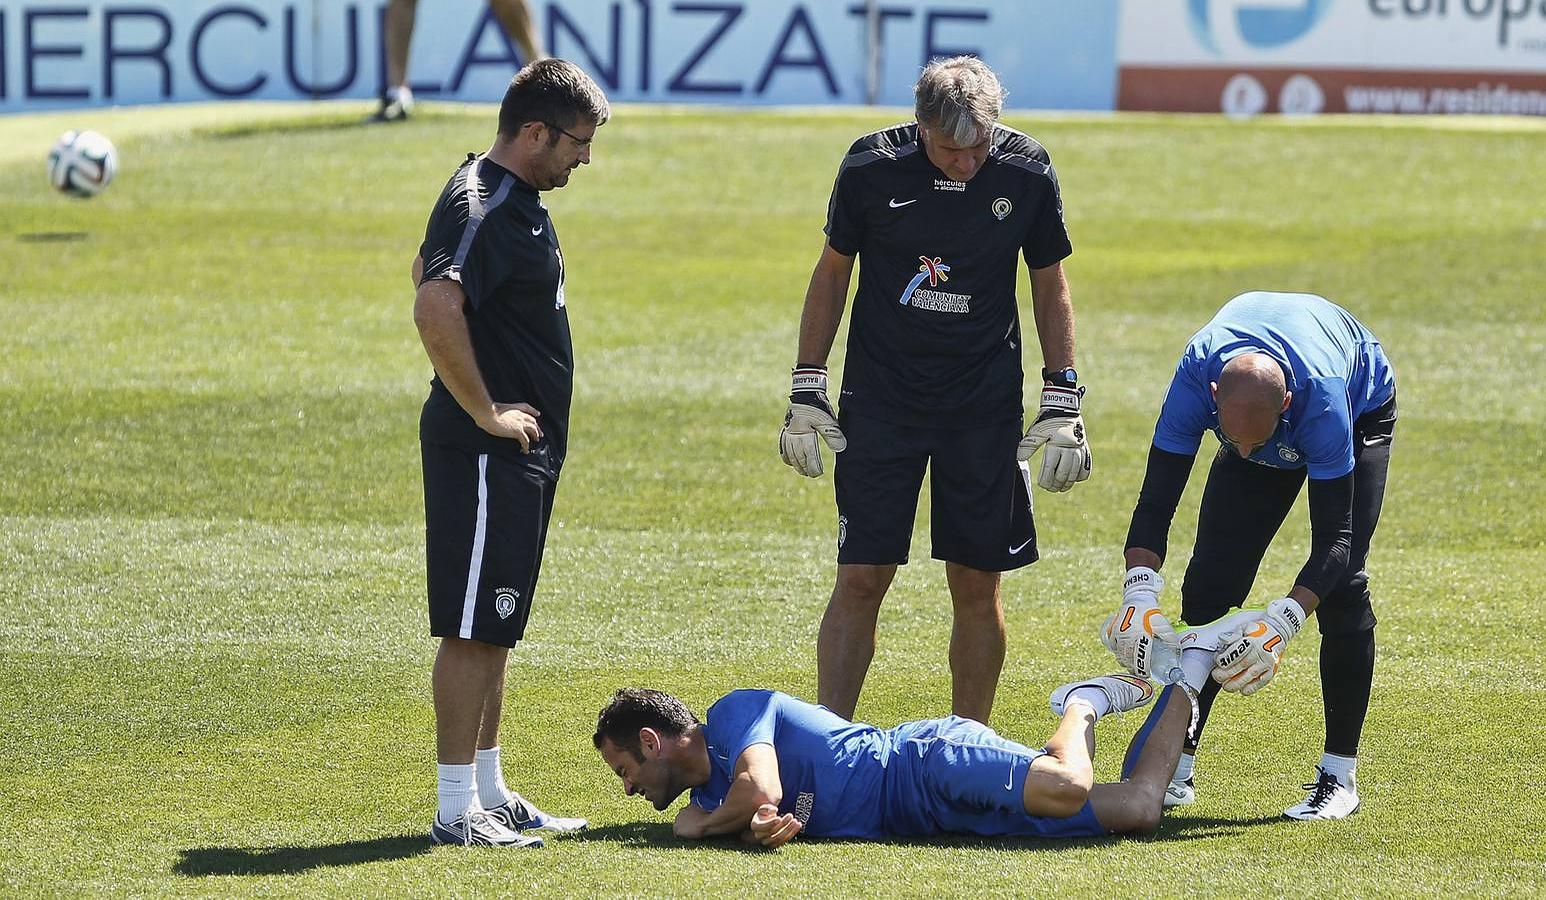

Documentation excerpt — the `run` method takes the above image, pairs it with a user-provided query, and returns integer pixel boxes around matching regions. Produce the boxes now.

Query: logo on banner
[1188,0,1333,54]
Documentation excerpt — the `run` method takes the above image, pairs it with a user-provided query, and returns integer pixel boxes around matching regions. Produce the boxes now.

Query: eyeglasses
[545,122,593,147]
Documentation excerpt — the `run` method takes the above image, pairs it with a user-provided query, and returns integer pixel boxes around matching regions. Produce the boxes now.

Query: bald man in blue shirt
[1104,291,1396,822]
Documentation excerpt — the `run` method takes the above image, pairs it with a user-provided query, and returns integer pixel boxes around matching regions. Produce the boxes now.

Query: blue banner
[0,1,1119,113]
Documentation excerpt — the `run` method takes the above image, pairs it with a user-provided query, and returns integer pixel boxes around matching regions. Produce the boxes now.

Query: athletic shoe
[485,793,588,833]
[429,808,545,847]
[1284,768,1360,820]
[1049,673,1155,717]
[372,90,413,123]
[1163,776,1196,807]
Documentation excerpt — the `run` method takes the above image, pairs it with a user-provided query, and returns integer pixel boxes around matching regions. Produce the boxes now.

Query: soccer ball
[47,130,118,198]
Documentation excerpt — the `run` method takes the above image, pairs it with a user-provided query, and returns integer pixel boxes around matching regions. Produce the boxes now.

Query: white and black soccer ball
[47,130,118,198]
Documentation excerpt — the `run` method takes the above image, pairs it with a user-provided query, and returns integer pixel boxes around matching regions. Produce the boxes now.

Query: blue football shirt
[689,690,888,838]
[1152,292,1395,479]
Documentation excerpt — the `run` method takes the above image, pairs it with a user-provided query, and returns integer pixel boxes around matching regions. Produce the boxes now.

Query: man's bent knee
[834,564,896,605]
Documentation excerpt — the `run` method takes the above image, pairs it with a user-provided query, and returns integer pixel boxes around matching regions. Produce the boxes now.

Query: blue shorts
[881,716,1108,839]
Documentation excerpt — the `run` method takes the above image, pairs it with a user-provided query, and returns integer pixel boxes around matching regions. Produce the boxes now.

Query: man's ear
[1281,390,1292,413]
[639,727,661,758]
[1209,381,1219,400]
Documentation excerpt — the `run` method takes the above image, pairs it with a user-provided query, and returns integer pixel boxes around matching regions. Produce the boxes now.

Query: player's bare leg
[377,0,419,120]
[946,562,1005,723]
[477,665,505,751]
[817,563,896,719]
[1088,684,1195,834]
[489,0,546,62]
[434,637,508,764]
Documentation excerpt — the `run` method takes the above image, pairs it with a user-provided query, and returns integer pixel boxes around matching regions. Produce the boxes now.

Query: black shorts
[422,440,558,648]
[833,413,1037,572]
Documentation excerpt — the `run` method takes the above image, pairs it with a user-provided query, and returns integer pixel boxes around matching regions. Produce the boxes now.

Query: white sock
[1172,751,1195,783]
[1319,752,1357,785]
[475,747,515,809]
[1181,647,1214,692]
[1068,686,1113,719]
[437,763,479,823]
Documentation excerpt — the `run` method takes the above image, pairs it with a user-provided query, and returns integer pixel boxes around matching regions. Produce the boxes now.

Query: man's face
[530,119,596,190]
[598,734,686,811]
[920,122,992,183]
[1214,388,1286,458]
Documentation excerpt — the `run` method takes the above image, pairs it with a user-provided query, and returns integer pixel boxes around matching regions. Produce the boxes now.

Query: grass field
[2,101,1544,897]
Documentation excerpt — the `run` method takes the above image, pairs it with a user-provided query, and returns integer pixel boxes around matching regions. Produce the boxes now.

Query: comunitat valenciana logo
[1188,0,1333,54]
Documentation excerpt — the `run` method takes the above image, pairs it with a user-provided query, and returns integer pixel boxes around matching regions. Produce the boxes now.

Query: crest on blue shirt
[1278,446,1301,463]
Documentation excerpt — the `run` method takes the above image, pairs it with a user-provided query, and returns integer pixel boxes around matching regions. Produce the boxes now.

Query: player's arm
[412,277,543,450]
[673,743,786,841]
[1027,261,1074,371]
[780,242,855,477]
[796,241,856,366]
[1023,704,1095,818]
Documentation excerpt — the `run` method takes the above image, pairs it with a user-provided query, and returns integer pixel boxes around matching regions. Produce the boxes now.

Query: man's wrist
[1265,596,1305,639]
[1042,366,1078,389]
[791,364,828,396]
[1123,565,1164,602]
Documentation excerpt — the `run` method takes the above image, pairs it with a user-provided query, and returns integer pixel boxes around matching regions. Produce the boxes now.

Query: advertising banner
[0,0,1118,114]
[1119,0,1546,115]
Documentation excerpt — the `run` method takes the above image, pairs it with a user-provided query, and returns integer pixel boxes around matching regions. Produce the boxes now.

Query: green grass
[2,101,1544,896]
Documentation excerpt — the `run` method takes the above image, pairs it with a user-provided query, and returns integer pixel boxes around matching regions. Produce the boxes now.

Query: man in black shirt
[412,59,607,847]
[779,57,1091,724]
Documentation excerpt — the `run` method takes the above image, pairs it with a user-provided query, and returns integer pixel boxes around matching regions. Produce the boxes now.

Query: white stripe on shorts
[458,454,490,639]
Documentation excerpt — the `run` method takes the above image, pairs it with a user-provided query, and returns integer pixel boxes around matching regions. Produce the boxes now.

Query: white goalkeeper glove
[1017,383,1092,492]
[779,364,846,477]
[1212,597,1306,696]
[1101,566,1179,679]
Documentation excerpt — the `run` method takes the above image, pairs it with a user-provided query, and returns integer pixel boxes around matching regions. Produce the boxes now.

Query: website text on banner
[0,0,1117,114]
[1119,0,1546,116]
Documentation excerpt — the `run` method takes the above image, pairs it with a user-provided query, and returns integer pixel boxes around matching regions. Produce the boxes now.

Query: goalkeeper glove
[1101,566,1179,680]
[779,364,846,477]
[1017,383,1092,492]
[1212,597,1306,695]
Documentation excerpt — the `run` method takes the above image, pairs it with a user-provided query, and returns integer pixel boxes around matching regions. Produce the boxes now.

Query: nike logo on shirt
[888,198,918,208]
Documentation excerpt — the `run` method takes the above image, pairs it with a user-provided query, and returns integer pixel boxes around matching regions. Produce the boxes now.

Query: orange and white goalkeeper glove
[1212,597,1306,695]
[1101,566,1178,679]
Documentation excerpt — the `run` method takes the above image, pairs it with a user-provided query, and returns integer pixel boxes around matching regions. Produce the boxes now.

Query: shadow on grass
[16,232,90,242]
[569,814,1285,852]
[174,834,432,876]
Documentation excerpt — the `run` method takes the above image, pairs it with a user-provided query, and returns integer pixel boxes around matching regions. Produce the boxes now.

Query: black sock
[1320,629,1376,757]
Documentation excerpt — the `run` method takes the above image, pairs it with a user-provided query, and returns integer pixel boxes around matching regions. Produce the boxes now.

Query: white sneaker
[485,793,588,833]
[429,807,545,847]
[1050,674,1155,717]
[1284,768,1360,820]
[1163,776,1195,807]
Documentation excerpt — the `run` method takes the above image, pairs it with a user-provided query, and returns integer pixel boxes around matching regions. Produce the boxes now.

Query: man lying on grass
[592,619,1236,846]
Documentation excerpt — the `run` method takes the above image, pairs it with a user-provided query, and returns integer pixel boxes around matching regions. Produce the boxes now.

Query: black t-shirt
[824,122,1072,428]
[418,153,572,471]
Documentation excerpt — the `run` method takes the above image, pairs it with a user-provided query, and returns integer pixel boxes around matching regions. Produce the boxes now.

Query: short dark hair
[498,58,611,137]
[593,689,698,761]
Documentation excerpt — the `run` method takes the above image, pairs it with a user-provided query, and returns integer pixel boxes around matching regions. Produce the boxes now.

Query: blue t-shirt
[690,690,888,838]
[1152,292,1395,479]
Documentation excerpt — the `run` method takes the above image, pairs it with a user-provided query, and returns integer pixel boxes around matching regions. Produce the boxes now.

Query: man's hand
[748,803,802,849]
[477,402,543,450]
[1017,384,1092,491]
[1212,597,1306,695]
[672,802,710,840]
[780,365,846,477]
[1101,566,1178,679]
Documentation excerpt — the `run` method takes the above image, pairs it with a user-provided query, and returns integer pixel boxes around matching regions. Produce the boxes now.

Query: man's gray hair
[914,56,1005,145]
